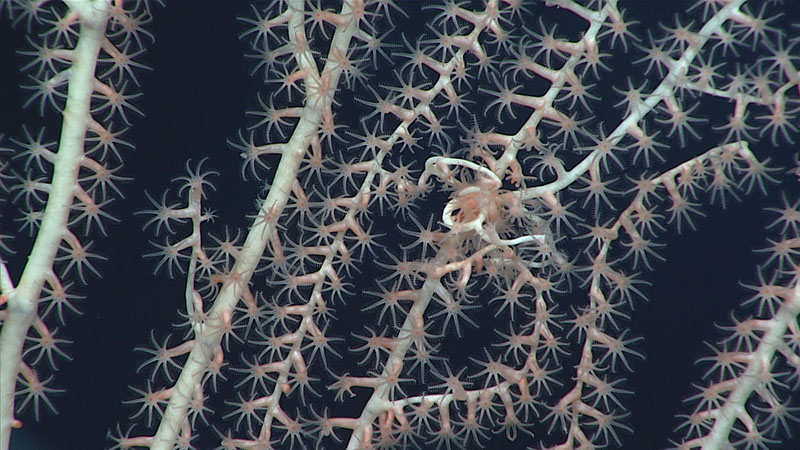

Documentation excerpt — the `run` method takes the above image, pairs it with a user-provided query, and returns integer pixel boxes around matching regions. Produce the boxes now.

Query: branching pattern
[1,0,800,449]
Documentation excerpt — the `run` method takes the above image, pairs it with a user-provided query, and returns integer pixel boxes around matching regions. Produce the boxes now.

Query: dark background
[2,1,800,449]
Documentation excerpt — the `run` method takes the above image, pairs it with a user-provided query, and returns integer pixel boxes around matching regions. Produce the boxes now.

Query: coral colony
[2,1,800,449]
